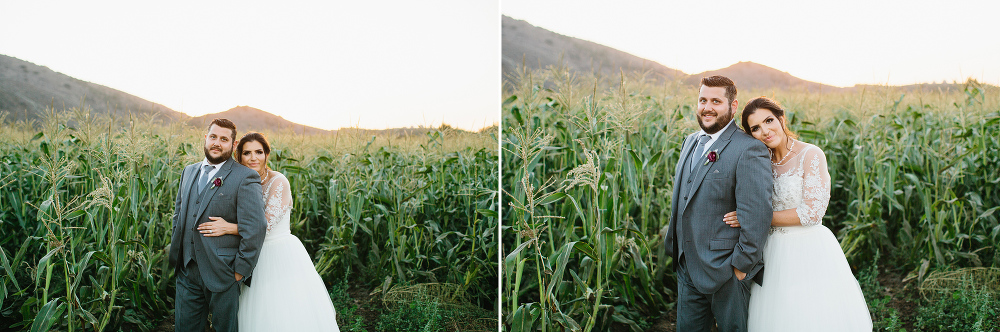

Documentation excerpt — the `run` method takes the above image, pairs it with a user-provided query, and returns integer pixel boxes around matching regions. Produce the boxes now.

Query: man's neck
[701,120,733,138]
[204,158,228,167]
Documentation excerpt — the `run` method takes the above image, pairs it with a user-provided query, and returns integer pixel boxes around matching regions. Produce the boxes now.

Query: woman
[724,97,871,331]
[197,132,340,331]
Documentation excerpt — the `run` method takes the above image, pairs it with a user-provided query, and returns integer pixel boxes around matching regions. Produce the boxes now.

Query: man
[168,119,266,332]
[663,76,773,331]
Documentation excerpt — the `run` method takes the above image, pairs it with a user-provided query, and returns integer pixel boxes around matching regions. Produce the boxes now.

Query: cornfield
[501,64,1000,331]
[0,108,498,331]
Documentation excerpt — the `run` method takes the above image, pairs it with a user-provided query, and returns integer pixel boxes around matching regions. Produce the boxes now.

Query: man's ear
[731,99,739,114]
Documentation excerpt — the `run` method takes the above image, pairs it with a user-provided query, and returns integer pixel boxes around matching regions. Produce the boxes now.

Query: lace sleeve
[263,173,292,234]
[795,146,831,226]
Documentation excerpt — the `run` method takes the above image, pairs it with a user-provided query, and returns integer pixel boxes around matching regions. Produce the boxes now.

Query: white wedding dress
[238,171,340,331]
[747,143,872,332]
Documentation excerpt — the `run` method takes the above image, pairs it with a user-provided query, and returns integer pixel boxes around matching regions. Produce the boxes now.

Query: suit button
[687,180,691,183]
[683,196,688,200]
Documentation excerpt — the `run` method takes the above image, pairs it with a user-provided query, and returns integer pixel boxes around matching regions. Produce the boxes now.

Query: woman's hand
[724,211,740,228]
[198,217,238,236]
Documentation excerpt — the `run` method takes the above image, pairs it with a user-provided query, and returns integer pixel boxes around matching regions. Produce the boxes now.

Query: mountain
[687,61,843,93]
[189,106,331,135]
[0,54,186,122]
[502,15,685,88]
[0,54,337,134]
[502,17,850,93]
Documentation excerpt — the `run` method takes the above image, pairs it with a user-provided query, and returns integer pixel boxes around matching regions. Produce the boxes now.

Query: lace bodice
[262,171,292,237]
[771,143,831,227]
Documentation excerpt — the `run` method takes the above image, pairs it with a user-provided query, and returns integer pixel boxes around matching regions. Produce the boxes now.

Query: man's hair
[741,96,798,139]
[701,75,737,105]
[208,118,237,141]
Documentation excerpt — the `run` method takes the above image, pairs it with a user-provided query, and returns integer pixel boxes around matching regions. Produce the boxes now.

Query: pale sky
[1,1,499,131]
[502,0,1000,88]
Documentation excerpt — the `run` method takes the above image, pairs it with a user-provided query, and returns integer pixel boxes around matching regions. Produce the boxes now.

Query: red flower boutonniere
[703,150,719,166]
[211,177,223,189]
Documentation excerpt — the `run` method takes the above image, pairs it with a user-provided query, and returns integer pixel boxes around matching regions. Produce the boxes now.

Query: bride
[198,132,340,331]
[724,97,872,331]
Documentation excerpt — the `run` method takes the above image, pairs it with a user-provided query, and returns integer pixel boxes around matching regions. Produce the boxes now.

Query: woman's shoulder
[794,141,828,167]
[260,171,290,202]
[796,141,826,157]
[265,170,288,184]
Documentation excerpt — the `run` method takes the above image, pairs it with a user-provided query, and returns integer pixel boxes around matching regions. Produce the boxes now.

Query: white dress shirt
[696,120,735,153]
[199,158,228,186]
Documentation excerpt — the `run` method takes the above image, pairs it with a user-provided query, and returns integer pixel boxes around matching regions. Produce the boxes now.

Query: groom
[169,118,266,332]
[663,76,772,331]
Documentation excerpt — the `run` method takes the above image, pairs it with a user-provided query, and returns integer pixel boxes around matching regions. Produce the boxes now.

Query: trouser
[675,256,752,332]
[175,261,240,332]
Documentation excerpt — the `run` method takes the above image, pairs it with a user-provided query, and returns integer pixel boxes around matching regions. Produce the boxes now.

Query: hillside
[189,106,331,135]
[687,61,842,93]
[502,15,685,89]
[0,54,186,122]
[1,54,334,135]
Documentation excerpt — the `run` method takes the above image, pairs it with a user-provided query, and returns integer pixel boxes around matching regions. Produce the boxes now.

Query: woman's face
[745,108,786,150]
[240,140,267,173]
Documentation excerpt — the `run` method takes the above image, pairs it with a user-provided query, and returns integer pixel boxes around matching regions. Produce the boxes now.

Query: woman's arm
[725,209,799,227]
[723,146,832,228]
[197,216,238,236]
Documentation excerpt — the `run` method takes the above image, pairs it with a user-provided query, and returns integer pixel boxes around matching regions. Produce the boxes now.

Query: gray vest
[181,169,211,268]
[675,142,703,260]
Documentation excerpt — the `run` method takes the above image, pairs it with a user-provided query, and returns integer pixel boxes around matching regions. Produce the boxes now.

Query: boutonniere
[703,150,719,166]
[211,177,223,189]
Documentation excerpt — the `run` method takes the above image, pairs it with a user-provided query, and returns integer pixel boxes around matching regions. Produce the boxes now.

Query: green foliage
[327,280,360,329]
[0,109,497,330]
[858,254,906,331]
[915,288,999,331]
[501,64,1000,330]
[376,301,448,332]
[375,300,494,332]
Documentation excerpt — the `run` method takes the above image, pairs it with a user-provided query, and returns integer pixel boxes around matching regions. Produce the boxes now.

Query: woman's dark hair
[235,132,272,171]
[741,96,797,139]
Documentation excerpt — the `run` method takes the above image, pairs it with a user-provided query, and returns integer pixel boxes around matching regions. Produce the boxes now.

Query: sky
[1,1,499,131]
[502,0,1000,88]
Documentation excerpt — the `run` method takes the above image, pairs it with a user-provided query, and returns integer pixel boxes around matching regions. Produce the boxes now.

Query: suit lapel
[175,164,199,236]
[194,158,237,223]
[680,121,739,213]
[180,164,198,211]
[675,133,697,179]
[672,133,698,220]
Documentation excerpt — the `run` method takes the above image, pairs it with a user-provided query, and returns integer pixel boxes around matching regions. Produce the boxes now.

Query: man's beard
[697,108,734,134]
[204,145,231,164]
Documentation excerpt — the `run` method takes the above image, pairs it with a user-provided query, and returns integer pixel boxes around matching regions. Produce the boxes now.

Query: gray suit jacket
[664,120,773,294]
[169,157,266,293]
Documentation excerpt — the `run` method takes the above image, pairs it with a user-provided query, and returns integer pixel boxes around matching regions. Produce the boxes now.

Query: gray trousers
[675,256,752,332]
[175,261,240,332]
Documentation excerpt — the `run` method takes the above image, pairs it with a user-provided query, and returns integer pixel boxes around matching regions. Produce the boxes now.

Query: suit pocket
[212,193,234,203]
[709,238,737,251]
[705,168,730,179]
[216,247,237,256]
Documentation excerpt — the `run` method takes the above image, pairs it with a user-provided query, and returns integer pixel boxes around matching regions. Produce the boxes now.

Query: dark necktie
[690,135,710,172]
[199,164,215,192]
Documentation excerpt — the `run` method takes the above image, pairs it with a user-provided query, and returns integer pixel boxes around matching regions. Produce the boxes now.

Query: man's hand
[235,272,243,281]
[734,267,746,281]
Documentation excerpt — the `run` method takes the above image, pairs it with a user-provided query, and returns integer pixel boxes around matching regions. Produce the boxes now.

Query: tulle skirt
[748,225,872,332]
[238,233,340,332]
